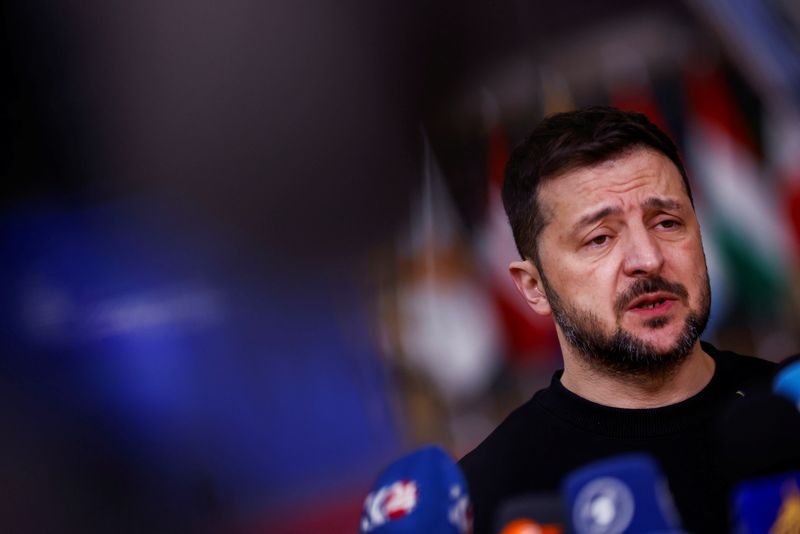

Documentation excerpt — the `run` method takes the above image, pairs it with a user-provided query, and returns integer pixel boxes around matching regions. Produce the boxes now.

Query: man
[459,106,778,533]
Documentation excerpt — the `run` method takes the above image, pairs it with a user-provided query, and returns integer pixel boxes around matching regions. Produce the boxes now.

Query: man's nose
[621,226,665,277]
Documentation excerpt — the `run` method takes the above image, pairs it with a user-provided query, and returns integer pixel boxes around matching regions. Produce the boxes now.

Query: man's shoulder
[459,396,542,470]
[458,390,568,534]
[702,340,777,377]
[458,390,564,484]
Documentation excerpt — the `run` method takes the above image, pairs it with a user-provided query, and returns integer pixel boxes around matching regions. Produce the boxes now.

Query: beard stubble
[539,270,711,381]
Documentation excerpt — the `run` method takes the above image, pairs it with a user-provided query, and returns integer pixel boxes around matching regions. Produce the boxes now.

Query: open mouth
[626,292,677,313]
[635,298,667,309]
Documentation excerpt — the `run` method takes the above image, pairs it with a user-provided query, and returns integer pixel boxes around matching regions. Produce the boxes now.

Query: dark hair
[502,106,693,262]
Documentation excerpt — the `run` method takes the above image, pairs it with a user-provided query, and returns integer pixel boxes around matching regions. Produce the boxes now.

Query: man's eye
[590,235,608,246]
[658,219,679,229]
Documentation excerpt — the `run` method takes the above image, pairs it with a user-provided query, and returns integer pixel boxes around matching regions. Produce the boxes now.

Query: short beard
[540,270,711,381]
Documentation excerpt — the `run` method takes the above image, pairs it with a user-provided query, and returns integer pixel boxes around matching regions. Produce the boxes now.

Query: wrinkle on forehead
[539,149,687,229]
[572,155,672,195]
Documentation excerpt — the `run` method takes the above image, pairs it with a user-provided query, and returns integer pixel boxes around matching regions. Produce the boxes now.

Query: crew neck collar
[534,341,729,438]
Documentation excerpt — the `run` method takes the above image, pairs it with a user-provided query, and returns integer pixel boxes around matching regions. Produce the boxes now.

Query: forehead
[538,149,689,228]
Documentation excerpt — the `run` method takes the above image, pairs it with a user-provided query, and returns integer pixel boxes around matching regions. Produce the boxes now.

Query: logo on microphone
[361,480,419,531]
[448,483,472,532]
[573,477,635,534]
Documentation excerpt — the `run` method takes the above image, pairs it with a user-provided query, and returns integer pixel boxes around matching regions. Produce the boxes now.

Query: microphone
[712,392,800,484]
[492,493,566,534]
[711,363,800,534]
[359,445,472,534]
[712,358,800,486]
[774,356,800,408]
[561,453,684,534]
[730,471,800,533]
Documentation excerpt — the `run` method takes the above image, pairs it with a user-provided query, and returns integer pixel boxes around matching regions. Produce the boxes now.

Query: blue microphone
[723,357,800,532]
[561,453,684,534]
[774,356,800,408]
[731,471,800,533]
[359,445,471,534]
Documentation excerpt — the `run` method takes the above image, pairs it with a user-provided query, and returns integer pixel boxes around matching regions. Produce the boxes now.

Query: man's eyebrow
[571,206,622,234]
[642,197,682,211]
[569,198,684,234]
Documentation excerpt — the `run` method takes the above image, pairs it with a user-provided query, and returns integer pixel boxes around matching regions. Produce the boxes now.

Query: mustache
[614,276,689,315]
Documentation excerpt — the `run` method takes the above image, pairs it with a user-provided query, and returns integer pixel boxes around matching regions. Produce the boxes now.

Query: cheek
[549,260,619,312]
[665,241,709,301]
[671,242,707,279]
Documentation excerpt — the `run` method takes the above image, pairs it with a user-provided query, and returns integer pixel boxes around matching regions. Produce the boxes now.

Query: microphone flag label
[573,477,635,534]
[362,480,419,531]
[360,445,472,533]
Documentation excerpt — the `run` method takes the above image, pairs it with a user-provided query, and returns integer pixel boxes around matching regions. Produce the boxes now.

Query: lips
[626,292,679,312]
[614,277,690,317]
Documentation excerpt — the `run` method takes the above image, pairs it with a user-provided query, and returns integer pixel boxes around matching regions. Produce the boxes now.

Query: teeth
[637,299,664,309]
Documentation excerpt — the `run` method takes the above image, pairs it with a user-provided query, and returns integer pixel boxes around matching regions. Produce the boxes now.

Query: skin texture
[509,148,715,408]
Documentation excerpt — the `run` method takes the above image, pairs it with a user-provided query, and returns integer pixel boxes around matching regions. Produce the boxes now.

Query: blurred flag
[475,122,558,366]
[684,62,798,345]
[395,132,502,403]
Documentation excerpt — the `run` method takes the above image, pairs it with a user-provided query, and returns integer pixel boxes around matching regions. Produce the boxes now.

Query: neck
[559,342,715,409]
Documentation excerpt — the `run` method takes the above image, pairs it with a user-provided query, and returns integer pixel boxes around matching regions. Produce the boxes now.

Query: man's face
[533,148,710,377]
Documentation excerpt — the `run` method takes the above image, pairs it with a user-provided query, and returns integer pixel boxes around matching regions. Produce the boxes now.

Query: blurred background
[2,0,800,531]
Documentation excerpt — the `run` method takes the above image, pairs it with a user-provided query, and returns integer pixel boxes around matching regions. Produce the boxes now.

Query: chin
[648,340,688,356]
[631,328,687,352]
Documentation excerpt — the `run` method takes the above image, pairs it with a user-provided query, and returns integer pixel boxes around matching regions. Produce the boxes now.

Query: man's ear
[509,260,552,316]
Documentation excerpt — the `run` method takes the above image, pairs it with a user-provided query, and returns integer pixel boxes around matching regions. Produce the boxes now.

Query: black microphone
[712,364,800,485]
[708,359,800,533]
[492,492,566,534]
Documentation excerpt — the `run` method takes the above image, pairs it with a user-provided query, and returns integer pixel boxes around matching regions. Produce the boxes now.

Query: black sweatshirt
[459,342,777,534]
